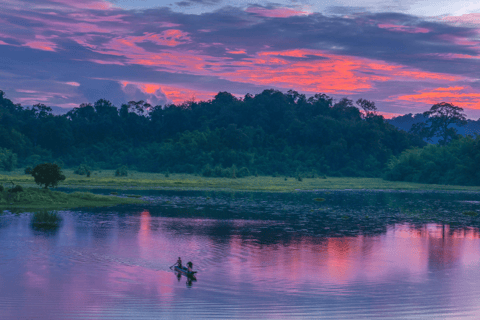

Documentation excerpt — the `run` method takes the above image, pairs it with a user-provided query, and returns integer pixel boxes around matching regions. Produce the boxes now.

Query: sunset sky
[0,0,479,118]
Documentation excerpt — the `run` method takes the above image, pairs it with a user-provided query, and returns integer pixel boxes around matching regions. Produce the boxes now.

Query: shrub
[297,175,303,182]
[237,167,250,178]
[8,185,23,193]
[31,163,66,189]
[74,164,91,176]
[0,148,17,171]
[202,164,213,177]
[24,167,33,175]
[214,165,223,177]
[165,170,170,178]
[230,165,237,179]
[115,166,128,177]
[0,185,3,192]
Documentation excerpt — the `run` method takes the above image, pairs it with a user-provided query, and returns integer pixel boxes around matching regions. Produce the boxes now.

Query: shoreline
[2,170,480,194]
[0,187,145,212]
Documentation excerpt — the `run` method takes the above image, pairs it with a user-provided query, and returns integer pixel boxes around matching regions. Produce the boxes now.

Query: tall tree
[410,102,467,145]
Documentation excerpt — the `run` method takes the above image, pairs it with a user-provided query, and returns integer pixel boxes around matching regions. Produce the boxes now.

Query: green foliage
[8,185,23,193]
[385,135,480,185]
[31,163,66,189]
[0,185,3,192]
[0,89,424,178]
[0,148,17,171]
[24,167,32,174]
[74,163,91,176]
[0,187,144,210]
[31,210,62,229]
[237,167,250,178]
[202,164,213,177]
[410,102,467,146]
[115,165,128,177]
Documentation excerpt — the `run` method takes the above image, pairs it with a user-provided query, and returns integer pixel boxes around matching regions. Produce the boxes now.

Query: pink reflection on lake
[2,212,480,319]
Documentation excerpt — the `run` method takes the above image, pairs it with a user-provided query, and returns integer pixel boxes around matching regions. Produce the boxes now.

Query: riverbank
[2,169,480,192]
[0,187,145,211]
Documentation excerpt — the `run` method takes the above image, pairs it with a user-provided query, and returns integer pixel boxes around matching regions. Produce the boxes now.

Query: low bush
[237,167,250,178]
[115,165,128,177]
[74,164,91,176]
[8,185,23,193]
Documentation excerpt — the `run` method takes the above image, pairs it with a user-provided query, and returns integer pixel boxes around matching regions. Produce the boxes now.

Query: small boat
[173,265,197,279]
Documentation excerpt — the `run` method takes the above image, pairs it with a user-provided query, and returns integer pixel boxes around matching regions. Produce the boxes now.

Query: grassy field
[0,186,144,211]
[2,169,480,192]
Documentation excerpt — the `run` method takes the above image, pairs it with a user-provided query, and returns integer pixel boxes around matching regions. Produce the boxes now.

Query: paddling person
[187,261,193,273]
[176,257,182,269]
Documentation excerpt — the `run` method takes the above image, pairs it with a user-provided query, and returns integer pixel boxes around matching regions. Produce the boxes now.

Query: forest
[2,88,478,185]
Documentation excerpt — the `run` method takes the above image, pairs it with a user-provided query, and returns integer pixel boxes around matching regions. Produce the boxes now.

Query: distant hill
[387,113,480,144]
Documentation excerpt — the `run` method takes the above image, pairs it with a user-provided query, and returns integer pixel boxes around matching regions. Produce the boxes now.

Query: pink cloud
[442,13,480,27]
[393,86,480,110]
[211,49,463,94]
[245,7,311,18]
[48,0,114,10]
[121,81,216,105]
[227,49,247,54]
[23,39,57,51]
[378,24,430,34]
[129,29,191,47]
[437,34,480,46]
[65,82,80,86]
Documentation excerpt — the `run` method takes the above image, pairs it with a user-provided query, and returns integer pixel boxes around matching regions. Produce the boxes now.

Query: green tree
[410,102,467,145]
[31,163,66,189]
[0,148,17,171]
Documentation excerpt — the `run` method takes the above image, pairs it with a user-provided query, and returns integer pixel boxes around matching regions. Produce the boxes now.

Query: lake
[1,189,480,319]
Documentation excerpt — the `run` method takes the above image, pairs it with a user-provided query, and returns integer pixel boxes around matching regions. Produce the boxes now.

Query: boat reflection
[173,268,197,287]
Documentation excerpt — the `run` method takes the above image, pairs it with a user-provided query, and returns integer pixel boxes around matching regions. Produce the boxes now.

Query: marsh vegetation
[0,184,144,211]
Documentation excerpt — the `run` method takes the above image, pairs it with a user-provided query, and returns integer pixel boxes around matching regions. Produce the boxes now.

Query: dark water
[2,190,480,319]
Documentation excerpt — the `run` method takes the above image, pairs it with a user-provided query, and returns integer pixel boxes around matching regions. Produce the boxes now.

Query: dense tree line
[0,89,424,177]
[384,135,480,185]
[383,102,480,186]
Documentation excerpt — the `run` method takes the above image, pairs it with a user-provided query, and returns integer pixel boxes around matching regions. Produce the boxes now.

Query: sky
[0,0,479,118]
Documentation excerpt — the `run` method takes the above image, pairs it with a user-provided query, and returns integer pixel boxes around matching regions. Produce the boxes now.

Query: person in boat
[176,257,182,268]
[187,261,193,273]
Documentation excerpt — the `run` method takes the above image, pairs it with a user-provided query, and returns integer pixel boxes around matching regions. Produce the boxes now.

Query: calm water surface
[2,190,480,319]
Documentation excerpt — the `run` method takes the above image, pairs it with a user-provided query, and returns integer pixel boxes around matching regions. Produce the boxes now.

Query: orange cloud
[120,81,216,105]
[377,111,404,119]
[227,49,247,54]
[141,84,161,94]
[215,49,462,94]
[160,85,217,104]
[395,86,480,110]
